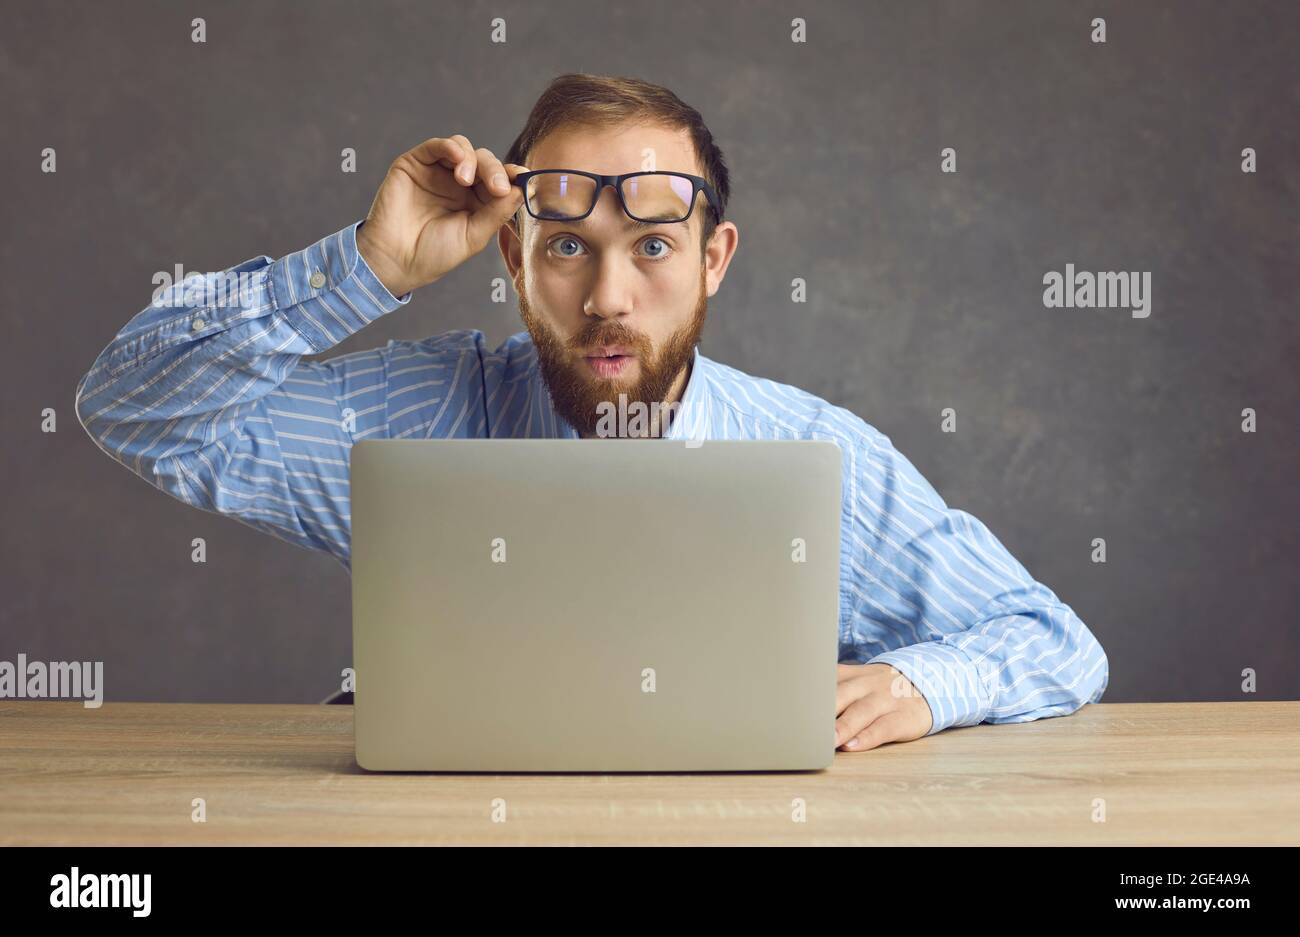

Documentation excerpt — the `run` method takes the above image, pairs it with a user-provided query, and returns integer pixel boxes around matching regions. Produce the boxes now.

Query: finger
[836,662,878,715]
[407,137,469,175]
[469,147,512,198]
[834,694,889,748]
[449,134,479,186]
[464,172,526,248]
[503,164,530,211]
[469,158,528,208]
[842,710,913,752]
[835,674,872,717]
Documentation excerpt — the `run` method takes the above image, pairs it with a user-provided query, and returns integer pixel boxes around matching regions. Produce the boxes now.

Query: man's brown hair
[504,73,730,256]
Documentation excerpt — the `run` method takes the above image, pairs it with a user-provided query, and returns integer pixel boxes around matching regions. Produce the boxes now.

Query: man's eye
[640,236,672,260]
[547,236,673,260]
[551,236,586,258]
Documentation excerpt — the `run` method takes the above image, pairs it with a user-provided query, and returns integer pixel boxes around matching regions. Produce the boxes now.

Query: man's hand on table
[835,663,934,751]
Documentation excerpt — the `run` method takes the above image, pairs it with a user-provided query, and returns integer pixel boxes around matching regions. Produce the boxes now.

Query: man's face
[500,121,732,438]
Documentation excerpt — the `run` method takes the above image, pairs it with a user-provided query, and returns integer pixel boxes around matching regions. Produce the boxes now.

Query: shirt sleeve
[841,431,1110,736]
[74,221,410,569]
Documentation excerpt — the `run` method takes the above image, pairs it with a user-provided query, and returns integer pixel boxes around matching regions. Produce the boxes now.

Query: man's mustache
[568,326,650,355]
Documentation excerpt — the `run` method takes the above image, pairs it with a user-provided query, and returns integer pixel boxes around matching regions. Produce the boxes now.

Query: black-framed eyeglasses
[511,170,721,225]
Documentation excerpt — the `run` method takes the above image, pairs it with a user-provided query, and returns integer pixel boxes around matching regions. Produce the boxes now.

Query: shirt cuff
[867,640,998,736]
[267,220,411,353]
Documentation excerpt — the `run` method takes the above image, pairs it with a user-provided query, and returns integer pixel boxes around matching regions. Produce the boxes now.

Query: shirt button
[309,271,327,289]
[192,317,206,331]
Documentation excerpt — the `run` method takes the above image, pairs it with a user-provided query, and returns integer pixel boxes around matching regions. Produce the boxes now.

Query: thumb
[465,185,525,250]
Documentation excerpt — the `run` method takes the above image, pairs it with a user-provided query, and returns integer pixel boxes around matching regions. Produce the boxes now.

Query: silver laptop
[350,439,842,772]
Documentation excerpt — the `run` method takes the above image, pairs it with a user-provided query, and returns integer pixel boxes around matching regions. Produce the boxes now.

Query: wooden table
[2,701,1297,845]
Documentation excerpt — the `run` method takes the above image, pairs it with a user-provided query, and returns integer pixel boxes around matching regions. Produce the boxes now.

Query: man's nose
[583,261,635,320]
[582,188,636,320]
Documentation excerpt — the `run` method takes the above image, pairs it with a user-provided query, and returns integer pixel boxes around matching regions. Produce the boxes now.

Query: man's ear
[701,220,739,297]
[497,217,523,283]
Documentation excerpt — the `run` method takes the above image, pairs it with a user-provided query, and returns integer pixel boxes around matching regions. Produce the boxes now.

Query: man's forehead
[527,123,700,175]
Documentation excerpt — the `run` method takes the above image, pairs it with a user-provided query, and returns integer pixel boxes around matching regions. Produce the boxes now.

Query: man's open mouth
[582,347,635,377]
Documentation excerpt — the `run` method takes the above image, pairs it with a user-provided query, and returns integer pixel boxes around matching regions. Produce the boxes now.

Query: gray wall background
[2,1,1297,704]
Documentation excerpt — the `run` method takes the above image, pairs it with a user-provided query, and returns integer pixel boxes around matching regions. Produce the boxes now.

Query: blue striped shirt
[75,220,1109,736]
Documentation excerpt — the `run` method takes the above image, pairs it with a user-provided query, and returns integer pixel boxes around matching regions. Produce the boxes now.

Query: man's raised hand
[356,134,528,298]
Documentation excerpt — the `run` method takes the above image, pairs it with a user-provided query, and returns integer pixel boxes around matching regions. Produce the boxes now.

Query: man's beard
[517,272,707,438]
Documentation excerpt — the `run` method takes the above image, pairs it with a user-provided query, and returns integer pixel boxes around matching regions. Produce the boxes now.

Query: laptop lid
[350,439,842,772]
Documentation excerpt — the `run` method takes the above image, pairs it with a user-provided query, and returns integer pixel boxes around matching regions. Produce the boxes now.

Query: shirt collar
[662,346,711,443]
